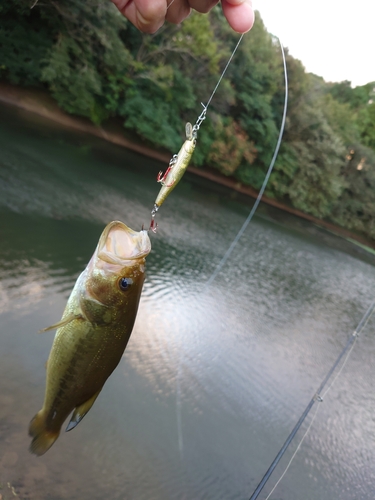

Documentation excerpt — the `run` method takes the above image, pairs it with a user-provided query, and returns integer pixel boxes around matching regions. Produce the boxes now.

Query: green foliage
[230,18,281,175]
[326,79,375,150]
[266,59,349,216]
[327,80,373,109]
[330,143,375,239]
[320,93,359,145]
[39,0,135,124]
[208,117,256,175]
[120,94,182,151]
[176,11,226,74]
[267,143,299,197]
[42,35,107,124]
[358,101,375,149]
[2,1,375,241]
[0,3,55,85]
[286,114,346,218]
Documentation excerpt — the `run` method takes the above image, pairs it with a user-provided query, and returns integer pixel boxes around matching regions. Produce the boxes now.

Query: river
[0,102,374,500]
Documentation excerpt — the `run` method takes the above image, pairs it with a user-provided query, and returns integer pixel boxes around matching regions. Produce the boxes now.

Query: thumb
[221,0,255,33]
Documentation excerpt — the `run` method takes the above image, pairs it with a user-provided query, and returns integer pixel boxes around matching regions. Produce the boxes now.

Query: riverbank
[1,81,374,251]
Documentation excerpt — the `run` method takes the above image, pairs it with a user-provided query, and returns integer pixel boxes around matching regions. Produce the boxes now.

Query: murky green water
[0,102,375,500]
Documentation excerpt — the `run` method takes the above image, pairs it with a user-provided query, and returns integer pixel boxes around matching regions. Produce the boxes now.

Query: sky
[252,0,375,87]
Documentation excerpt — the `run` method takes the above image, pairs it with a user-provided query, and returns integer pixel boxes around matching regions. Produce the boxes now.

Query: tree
[0,0,55,86]
[2,1,375,241]
[358,101,375,150]
[331,143,375,239]
[228,15,282,188]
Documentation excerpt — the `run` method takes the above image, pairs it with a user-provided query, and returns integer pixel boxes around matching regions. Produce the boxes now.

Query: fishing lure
[149,108,206,231]
[155,121,198,206]
[149,34,246,232]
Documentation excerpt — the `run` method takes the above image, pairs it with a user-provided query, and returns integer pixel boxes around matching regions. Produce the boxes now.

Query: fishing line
[206,37,287,287]
[206,33,244,110]
[147,19,371,500]
[165,30,251,468]
[171,34,287,468]
[167,6,243,115]
[166,0,176,10]
[148,29,245,230]
[191,34,245,135]
[249,297,375,500]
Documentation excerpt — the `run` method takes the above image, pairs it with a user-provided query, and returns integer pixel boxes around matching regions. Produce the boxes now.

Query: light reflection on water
[0,103,375,499]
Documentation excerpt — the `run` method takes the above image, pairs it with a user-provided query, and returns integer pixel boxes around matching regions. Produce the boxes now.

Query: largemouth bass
[29,221,151,456]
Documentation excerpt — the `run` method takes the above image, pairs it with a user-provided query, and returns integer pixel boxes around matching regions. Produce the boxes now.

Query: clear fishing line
[160,32,257,482]
[166,0,176,9]
[206,33,244,109]
[206,36,288,287]
[146,16,372,499]
[148,30,245,230]
[170,32,288,480]
[192,33,245,133]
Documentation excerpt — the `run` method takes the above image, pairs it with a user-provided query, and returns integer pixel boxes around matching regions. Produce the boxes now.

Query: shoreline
[1,81,374,251]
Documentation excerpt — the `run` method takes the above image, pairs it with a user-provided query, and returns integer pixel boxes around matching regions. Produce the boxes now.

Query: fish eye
[118,277,133,291]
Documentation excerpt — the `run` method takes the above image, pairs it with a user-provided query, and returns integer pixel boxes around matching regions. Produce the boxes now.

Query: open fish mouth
[97,221,151,265]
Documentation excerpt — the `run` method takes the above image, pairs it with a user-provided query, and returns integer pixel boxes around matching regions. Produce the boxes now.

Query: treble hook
[157,155,178,187]
[149,218,158,233]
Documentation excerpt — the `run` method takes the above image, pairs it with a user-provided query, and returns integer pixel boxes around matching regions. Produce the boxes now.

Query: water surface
[0,103,374,500]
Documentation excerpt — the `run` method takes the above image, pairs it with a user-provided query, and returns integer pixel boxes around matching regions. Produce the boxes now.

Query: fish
[29,221,151,456]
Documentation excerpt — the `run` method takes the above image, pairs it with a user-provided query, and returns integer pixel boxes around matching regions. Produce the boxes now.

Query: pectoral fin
[65,390,101,432]
[39,313,83,333]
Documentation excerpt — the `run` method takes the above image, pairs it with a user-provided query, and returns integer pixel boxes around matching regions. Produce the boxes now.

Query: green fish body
[29,221,151,456]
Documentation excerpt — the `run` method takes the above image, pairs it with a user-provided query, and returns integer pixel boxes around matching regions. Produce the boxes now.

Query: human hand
[111,0,254,34]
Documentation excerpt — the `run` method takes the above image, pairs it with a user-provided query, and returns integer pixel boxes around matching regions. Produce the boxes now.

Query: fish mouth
[96,221,151,265]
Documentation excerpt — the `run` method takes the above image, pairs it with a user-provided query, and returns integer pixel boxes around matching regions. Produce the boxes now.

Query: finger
[112,0,167,34]
[221,0,254,33]
[165,0,191,25]
[188,0,219,14]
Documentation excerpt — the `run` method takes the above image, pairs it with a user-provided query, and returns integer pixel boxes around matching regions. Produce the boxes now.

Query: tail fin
[28,410,60,456]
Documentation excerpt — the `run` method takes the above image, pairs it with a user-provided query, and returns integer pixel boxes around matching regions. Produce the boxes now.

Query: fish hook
[148,204,159,233]
[157,155,178,187]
